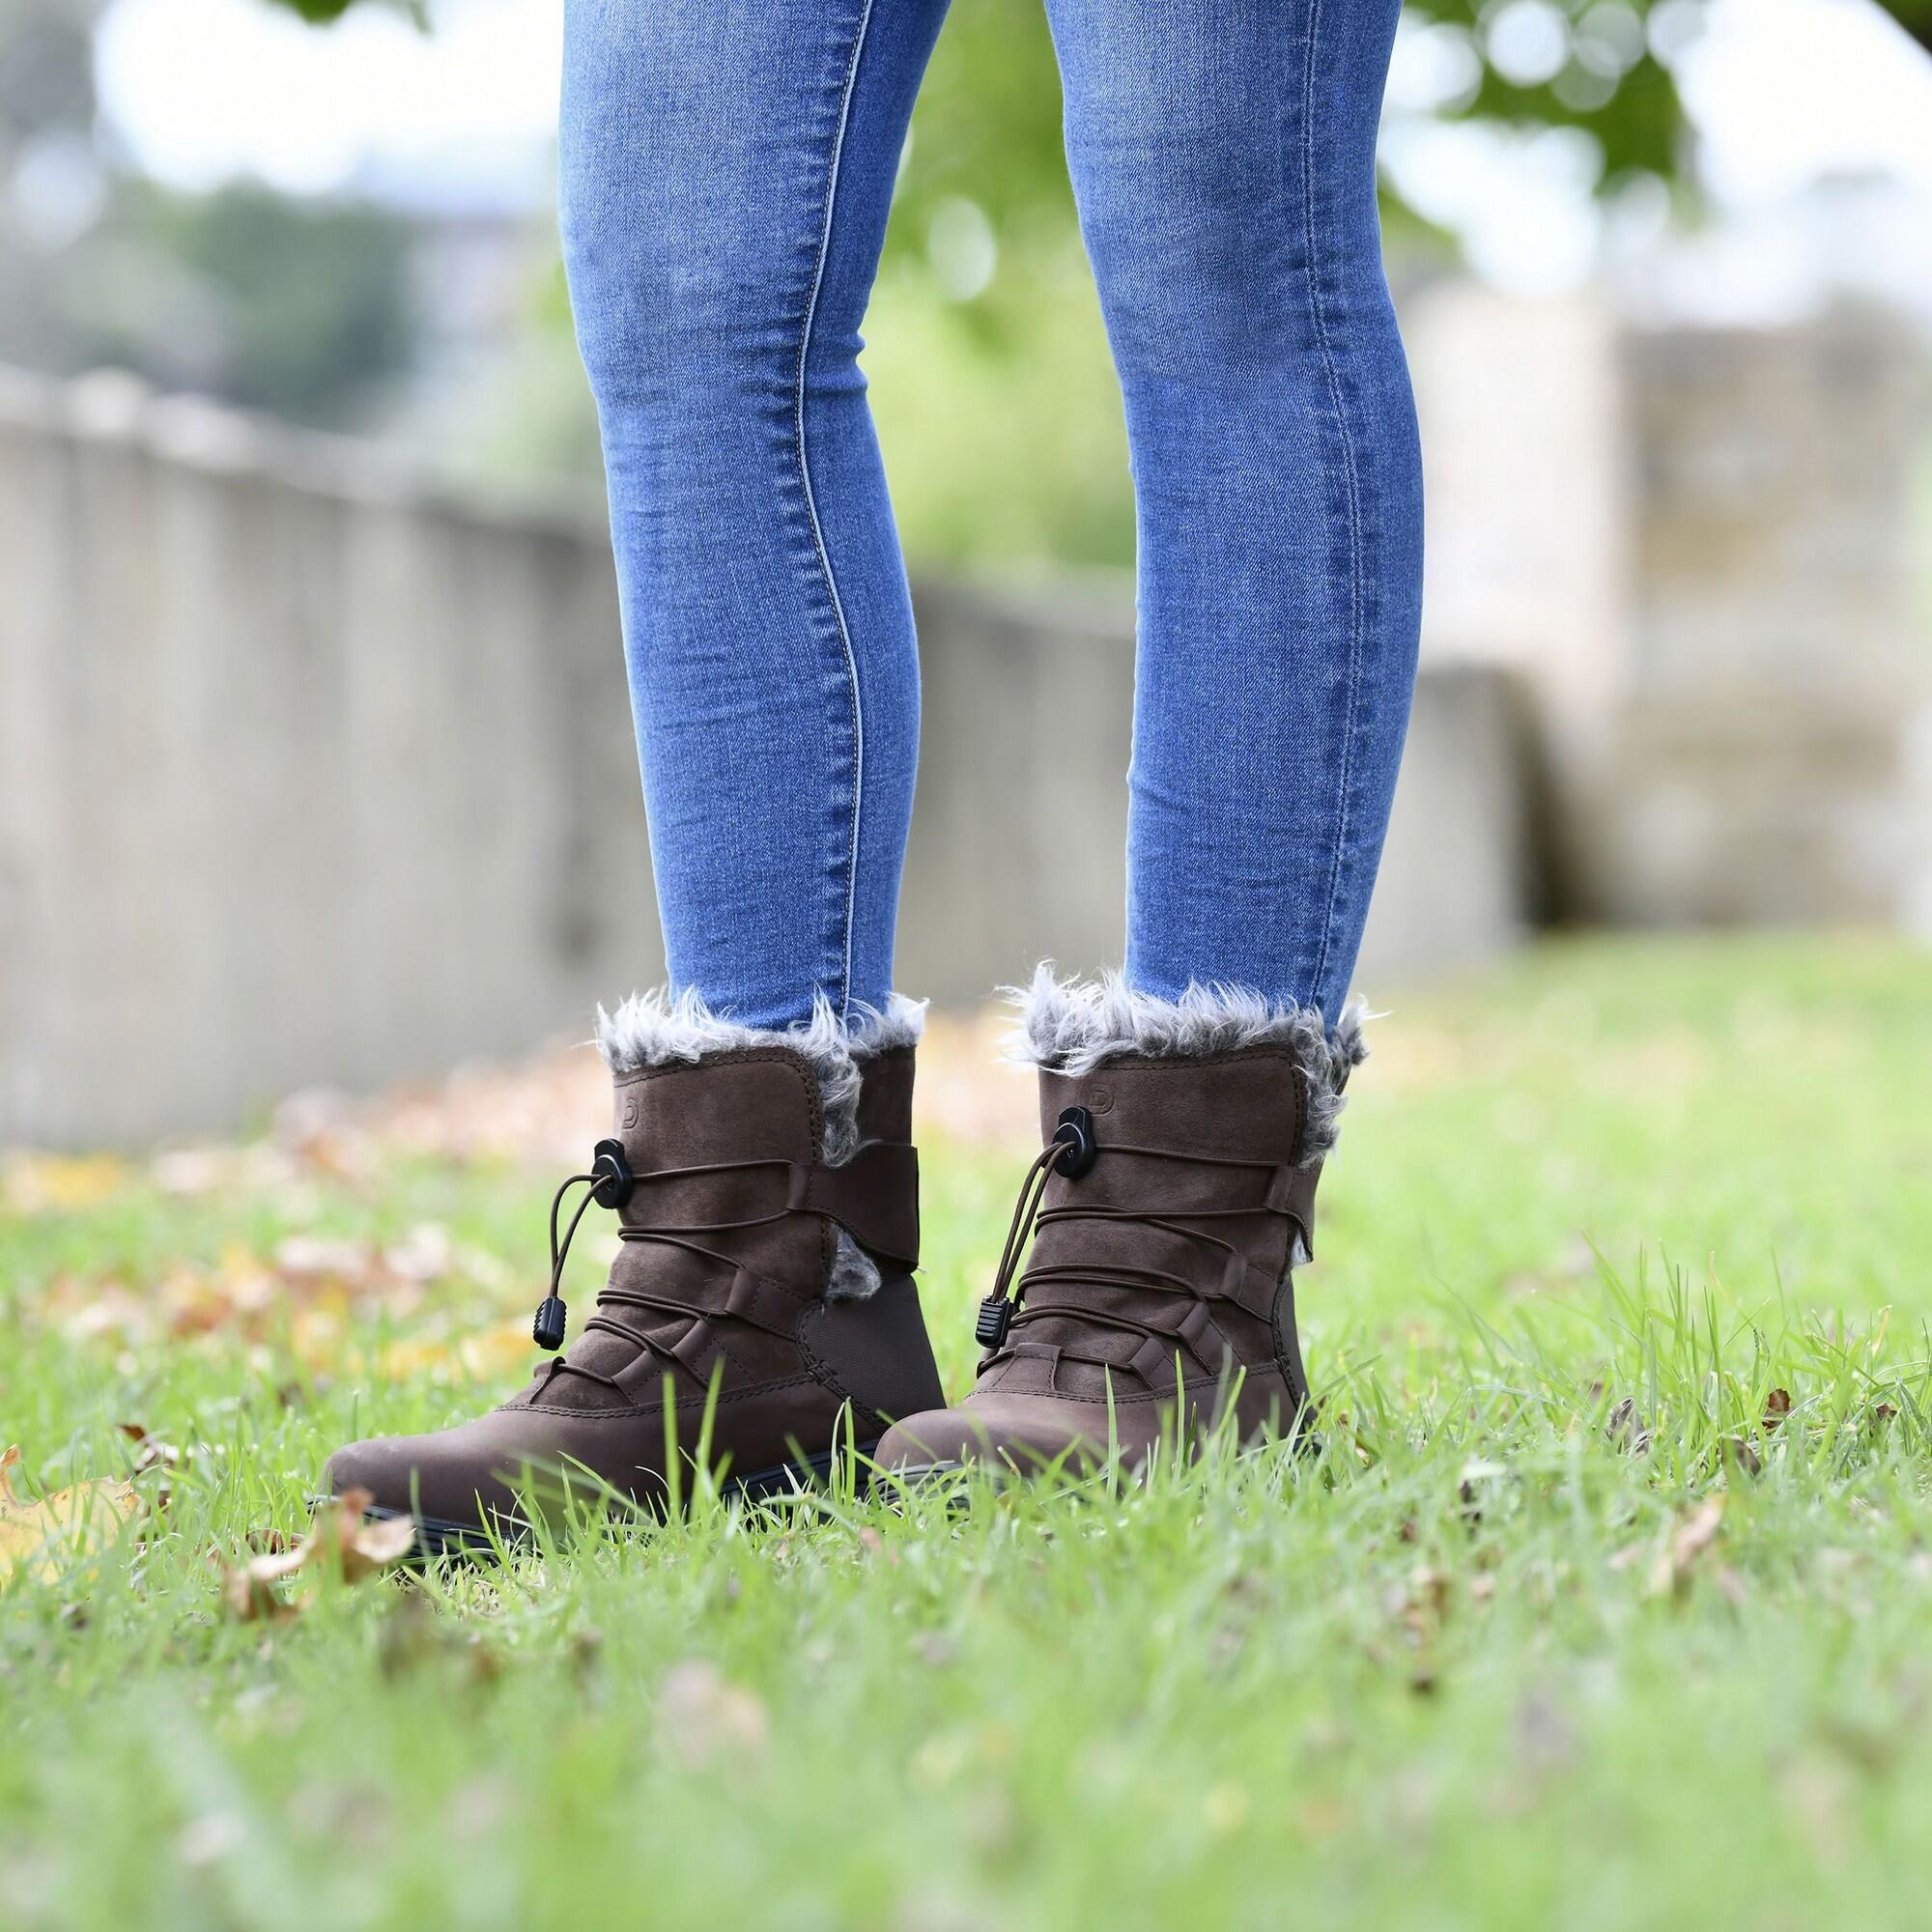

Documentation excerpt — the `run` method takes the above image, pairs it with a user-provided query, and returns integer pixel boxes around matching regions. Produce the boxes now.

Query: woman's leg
[1044,0,1422,1024]
[877,0,1419,1478]
[558,0,950,1029]
[323,3,958,1520]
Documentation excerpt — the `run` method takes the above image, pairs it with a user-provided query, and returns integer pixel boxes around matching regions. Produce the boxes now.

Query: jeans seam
[794,0,877,1023]
[1297,0,1366,1016]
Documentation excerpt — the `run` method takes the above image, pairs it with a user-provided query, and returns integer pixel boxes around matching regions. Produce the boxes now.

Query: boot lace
[526,1141,822,1397]
[973,1105,1304,1383]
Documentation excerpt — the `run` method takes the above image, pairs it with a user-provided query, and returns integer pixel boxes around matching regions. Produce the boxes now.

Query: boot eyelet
[1052,1106,1098,1178]
[589,1137,637,1208]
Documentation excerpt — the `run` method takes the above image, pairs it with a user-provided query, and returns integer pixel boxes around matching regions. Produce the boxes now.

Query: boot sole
[326,1439,884,1564]
[873,1423,1323,1493]
[871,1460,969,1489]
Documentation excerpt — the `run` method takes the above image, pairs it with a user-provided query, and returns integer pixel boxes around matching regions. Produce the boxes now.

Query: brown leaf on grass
[117,1422,183,1471]
[377,1590,502,1684]
[856,1525,898,1567]
[1763,1388,1793,1429]
[376,1320,535,1385]
[116,1422,199,1516]
[1649,1496,1725,1599]
[1385,1565,1454,1678]
[658,1661,770,1769]
[1406,1565,1452,1628]
[37,1225,467,1359]
[0,1152,132,1214]
[1456,1457,1507,1523]
[215,1489,414,1621]
[1606,1398,1652,1456]
[1723,1435,1763,1480]
[0,1444,142,1586]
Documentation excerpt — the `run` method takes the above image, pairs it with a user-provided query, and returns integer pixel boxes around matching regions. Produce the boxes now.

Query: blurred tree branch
[1882,0,1932,50]
[255,0,1932,154]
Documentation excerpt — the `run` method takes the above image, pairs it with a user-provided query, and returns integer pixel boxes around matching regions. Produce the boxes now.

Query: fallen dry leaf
[377,1320,536,1385]
[1763,1388,1793,1429]
[658,1661,770,1768]
[1390,1564,1453,1639]
[1606,1398,1652,1456]
[34,1223,476,1365]
[116,1422,197,1514]
[0,1444,142,1586]
[1650,1496,1726,1599]
[1723,1435,1763,1480]
[1,1152,132,1214]
[216,1489,415,1621]
[857,1525,897,1566]
[118,1422,184,1474]
[377,1589,501,1683]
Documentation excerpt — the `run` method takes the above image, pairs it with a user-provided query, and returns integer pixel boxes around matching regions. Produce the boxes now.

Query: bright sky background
[95,0,564,208]
[93,0,1932,272]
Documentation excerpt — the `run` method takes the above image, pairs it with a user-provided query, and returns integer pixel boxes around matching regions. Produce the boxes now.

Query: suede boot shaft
[327,1013,943,1549]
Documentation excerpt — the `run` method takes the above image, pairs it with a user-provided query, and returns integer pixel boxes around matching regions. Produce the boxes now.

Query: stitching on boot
[524,1371,824,1421]
[1002,965,1369,1163]
[796,1298,889,1437]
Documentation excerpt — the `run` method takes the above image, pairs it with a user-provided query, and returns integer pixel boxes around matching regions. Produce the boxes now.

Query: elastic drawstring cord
[973,1108,1097,1350]
[973,1110,1301,1379]
[529,1138,637,1351]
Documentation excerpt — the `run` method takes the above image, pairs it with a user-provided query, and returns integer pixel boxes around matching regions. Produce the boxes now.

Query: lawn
[4,933,1932,1931]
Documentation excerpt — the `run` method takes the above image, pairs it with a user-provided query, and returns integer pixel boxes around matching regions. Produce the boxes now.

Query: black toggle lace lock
[589,1137,636,1208]
[1052,1106,1098,1178]
[975,1294,1013,1350]
[532,1294,569,1351]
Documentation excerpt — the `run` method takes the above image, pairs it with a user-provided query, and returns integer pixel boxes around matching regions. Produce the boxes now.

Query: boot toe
[324,1427,526,1536]
[873,1408,975,1477]
[874,1399,1106,1480]
[323,1435,412,1511]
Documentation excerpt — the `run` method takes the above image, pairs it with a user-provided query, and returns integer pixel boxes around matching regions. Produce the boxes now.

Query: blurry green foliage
[265,0,1927,570]
[1401,0,1685,181]
[267,0,426,21]
[62,180,416,425]
[1879,0,1932,47]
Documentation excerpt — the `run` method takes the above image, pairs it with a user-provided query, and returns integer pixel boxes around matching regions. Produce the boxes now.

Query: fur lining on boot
[1004,965,1368,1164]
[593,988,925,1300]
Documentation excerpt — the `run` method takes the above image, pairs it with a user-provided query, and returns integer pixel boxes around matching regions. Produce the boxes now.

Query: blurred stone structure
[8,287,1927,1145]
[0,368,1530,1145]
[1604,312,1932,926]
[1407,284,1932,931]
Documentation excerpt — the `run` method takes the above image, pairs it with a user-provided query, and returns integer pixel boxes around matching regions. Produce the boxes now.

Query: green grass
[5,933,1932,1931]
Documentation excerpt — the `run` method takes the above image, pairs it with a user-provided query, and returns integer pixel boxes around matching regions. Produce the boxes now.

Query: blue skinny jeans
[558,0,1422,1032]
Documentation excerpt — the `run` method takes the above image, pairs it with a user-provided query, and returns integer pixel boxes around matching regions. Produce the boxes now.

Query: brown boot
[327,995,944,1551]
[876,973,1365,1479]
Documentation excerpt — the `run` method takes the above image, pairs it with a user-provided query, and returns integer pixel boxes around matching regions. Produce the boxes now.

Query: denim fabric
[559,0,1421,1031]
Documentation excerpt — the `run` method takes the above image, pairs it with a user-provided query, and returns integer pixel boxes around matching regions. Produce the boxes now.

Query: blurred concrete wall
[0,369,1532,1146]
[903,580,1531,1007]
[1408,286,1932,930]
[1600,313,1932,926]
